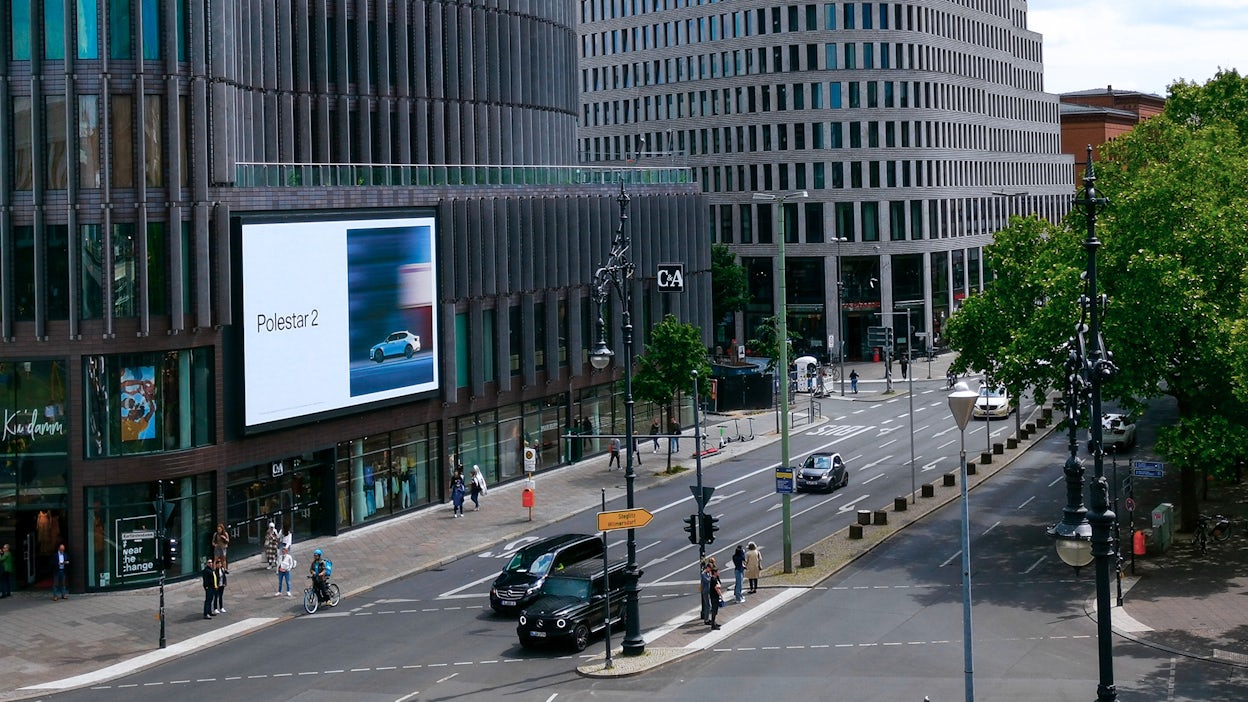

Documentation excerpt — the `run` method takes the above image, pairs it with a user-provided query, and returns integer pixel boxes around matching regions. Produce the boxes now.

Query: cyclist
[309,549,333,602]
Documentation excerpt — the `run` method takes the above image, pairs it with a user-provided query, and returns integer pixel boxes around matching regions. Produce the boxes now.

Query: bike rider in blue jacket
[309,549,333,601]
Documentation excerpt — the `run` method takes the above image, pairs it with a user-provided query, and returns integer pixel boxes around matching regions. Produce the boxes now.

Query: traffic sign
[597,508,654,531]
[1132,460,1165,478]
[775,465,795,494]
[523,446,537,473]
[866,325,894,349]
[690,485,715,509]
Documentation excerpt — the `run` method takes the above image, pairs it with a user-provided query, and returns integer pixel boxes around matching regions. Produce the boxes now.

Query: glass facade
[83,349,214,458]
[334,422,440,529]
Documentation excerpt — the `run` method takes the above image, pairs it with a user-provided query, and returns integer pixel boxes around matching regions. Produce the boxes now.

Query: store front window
[226,450,332,561]
[84,473,214,590]
[334,421,440,529]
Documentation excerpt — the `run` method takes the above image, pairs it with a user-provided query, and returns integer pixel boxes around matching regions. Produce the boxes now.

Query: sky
[1028,0,1247,97]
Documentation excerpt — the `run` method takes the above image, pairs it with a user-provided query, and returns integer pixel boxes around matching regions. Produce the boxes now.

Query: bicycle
[1194,514,1231,555]
[304,574,342,614]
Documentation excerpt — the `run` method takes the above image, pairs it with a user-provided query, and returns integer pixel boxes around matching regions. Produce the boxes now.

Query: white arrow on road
[920,459,942,472]
[836,495,871,513]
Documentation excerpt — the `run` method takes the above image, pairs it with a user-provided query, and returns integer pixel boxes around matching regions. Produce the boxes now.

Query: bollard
[1019,428,1030,440]
[1025,422,1036,433]
[980,451,992,464]
[1006,437,1018,449]
[993,442,1004,455]
[894,497,908,511]
[1036,417,1048,429]
[856,510,872,526]
[921,483,936,498]
[967,463,977,476]
[800,551,815,568]
[873,510,888,526]
[1043,407,1053,420]
[943,472,956,487]
[849,524,864,539]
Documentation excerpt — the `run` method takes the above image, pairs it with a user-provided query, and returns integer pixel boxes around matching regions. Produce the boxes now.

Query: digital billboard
[240,215,438,428]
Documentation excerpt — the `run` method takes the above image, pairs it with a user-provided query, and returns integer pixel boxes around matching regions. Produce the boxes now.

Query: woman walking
[450,469,466,517]
[732,544,747,603]
[470,465,488,511]
[211,523,230,569]
[743,542,763,594]
[212,556,229,614]
[263,522,280,569]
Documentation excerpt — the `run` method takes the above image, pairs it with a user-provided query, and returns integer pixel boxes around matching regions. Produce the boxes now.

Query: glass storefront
[335,421,440,529]
[84,473,213,590]
[0,360,70,591]
[226,450,333,560]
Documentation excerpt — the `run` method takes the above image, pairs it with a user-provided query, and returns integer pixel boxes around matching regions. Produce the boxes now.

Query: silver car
[796,452,849,493]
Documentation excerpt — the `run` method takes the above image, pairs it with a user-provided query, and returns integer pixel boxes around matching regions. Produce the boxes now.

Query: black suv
[516,560,626,651]
[489,533,604,614]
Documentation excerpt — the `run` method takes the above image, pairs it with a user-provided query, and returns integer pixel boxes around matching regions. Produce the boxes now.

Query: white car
[1088,413,1137,453]
[971,385,1013,419]
[369,330,421,362]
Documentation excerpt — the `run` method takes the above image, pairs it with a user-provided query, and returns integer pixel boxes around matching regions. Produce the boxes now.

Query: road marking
[1017,496,1035,509]
[982,521,1001,536]
[1023,555,1046,574]
[940,550,962,567]
[863,473,885,485]
[859,455,893,471]
[835,495,871,513]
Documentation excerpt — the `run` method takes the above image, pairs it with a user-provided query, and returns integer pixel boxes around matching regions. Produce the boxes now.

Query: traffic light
[160,536,179,570]
[700,514,719,544]
[684,514,699,545]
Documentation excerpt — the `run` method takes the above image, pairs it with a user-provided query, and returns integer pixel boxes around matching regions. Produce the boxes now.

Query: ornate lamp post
[589,181,645,655]
[947,382,979,702]
[752,189,808,573]
[1047,146,1118,701]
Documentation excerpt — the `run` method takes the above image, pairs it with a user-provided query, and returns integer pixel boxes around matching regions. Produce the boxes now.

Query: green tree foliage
[746,315,790,374]
[946,70,1248,530]
[711,244,749,342]
[633,315,711,469]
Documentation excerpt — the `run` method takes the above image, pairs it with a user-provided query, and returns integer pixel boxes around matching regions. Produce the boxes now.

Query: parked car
[516,560,625,651]
[489,534,604,614]
[796,452,849,493]
[369,330,421,362]
[1088,413,1137,452]
[971,385,1013,419]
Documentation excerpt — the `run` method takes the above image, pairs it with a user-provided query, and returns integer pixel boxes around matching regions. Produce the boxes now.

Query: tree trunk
[1180,465,1200,533]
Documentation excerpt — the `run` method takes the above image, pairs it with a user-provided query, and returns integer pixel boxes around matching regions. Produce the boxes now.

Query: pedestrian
[581,416,593,453]
[732,544,747,603]
[849,369,859,394]
[744,542,762,594]
[650,419,661,453]
[0,543,13,598]
[632,436,643,465]
[699,558,713,623]
[51,543,69,601]
[279,526,293,554]
[201,557,217,619]
[668,419,681,453]
[450,469,466,517]
[212,556,228,614]
[900,354,909,379]
[211,523,230,569]
[263,522,280,569]
[275,545,295,597]
[470,465,488,511]
[708,567,723,630]
[607,437,621,470]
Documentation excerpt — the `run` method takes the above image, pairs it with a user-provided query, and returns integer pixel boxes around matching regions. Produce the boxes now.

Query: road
[49,384,1241,700]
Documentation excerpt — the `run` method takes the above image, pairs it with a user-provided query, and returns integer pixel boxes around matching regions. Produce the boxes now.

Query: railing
[234,163,693,189]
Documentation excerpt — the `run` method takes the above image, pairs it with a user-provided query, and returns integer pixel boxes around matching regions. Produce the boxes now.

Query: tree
[710,244,748,346]
[746,315,791,374]
[946,70,1248,531]
[632,315,712,471]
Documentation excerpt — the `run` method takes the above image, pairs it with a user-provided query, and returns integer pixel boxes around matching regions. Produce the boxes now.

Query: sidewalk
[2,353,1244,697]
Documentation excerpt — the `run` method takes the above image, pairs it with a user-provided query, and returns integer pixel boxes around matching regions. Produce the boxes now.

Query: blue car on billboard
[369,331,421,362]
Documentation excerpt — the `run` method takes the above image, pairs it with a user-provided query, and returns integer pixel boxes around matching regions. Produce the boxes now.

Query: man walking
[607,437,621,470]
[51,544,69,601]
[201,557,217,619]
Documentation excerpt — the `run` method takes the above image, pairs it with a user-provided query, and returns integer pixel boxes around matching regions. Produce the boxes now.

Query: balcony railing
[234,163,693,189]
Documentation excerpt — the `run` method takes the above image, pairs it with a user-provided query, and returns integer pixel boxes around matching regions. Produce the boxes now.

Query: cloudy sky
[1029,0,1247,96]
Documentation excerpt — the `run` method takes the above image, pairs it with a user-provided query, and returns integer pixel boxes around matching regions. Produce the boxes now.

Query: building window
[83,347,216,458]
[11,0,32,60]
[46,96,68,189]
[109,0,131,59]
[143,95,163,186]
[147,221,167,315]
[45,0,66,59]
[111,95,134,187]
[13,96,33,190]
[82,224,105,319]
[48,225,70,320]
[79,96,101,188]
[862,202,880,241]
[14,227,35,320]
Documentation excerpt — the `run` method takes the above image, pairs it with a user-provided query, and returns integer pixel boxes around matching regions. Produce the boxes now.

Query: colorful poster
[119,366,157,441]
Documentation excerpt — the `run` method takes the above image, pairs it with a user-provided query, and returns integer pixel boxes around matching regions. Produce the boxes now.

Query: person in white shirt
[275,546,296,597]
[470,465,489,511]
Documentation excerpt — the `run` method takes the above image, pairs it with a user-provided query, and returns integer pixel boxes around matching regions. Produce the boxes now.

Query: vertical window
[113,223,137,318]
[739,203,753,243]
[830,82,841,108]
[147,221,167,315]
[79,96,101,188]
[843,3,856,30]
[848,82,860,108]
[178,95,188,185]
[13,97,33,190]
[862,202,879,241]
[78,0,100,58]
[46,0,66,59]
[835,202,855,241]
[46,96,69,188]
[14,227,35,320]
[48,225,70,320]
[825,43,836,69]
[844,43,856,69]
[181,222,193,313]
[863,43,874,69]
[805,202,823,243]
[112,95,134,187]
[110,0,132,58]
[141,0,159,59]
[12,0,32,60]
[144,95,163,186]
[757,203,773,244]
[82,224,105,319]
[862,3,873,29]
[175,0,186,60]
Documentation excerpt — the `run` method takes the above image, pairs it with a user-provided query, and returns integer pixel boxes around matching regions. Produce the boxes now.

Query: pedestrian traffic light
[160,536,179,570]
[684,514,699,545]
[700,514,719,544]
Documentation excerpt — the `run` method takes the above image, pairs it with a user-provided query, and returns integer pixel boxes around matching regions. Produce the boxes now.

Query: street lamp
[752,189,808,573]
[1047,145,1118,701]
[948,381,979,702]
[589,181,645,656]
[834,236,849,395]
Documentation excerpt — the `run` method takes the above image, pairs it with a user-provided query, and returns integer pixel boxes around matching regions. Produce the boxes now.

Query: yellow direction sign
[597,508,654,532]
